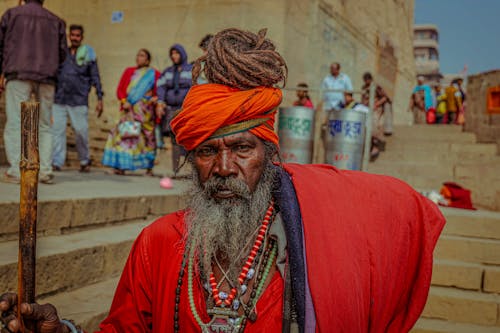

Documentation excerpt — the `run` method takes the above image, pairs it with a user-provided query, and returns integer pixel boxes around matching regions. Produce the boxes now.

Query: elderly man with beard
[0,28,445,333]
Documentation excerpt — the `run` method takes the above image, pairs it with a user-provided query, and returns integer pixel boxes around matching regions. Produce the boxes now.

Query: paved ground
[0,167,190,203]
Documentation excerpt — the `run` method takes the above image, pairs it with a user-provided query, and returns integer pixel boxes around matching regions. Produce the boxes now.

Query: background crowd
[0,0,462,184]
[294,64,393,161]
[410,75,466,125]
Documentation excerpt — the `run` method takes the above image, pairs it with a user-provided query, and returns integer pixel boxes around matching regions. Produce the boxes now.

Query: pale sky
[415,0,500,75]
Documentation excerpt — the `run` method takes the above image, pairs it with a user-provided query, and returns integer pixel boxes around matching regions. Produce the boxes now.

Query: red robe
[97,164,445,333]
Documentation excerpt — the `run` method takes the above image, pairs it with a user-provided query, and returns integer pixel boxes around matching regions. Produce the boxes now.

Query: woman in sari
[102,49,161,175]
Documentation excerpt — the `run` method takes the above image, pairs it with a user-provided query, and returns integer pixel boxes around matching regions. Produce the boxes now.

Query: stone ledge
[0,220,149,296]
[434,235,500,265]
[0,193,186,240]
[484,267,500,294]
[440,208,500,240]
[412,318,500,333]
[39,277,118,333]
[422,286,500,326]
[432,260,483,291]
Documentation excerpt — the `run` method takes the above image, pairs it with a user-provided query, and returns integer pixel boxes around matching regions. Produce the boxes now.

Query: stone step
[388,133,477,144]
[422,286,500,327]
[432,259,500,293]
[455,161,500,180]
[388,175,447,190]
[387,133,476,144]
[368,155,500,211]
[367,161,455,180]
[385,140,477,151]
[0,220,148,297]
[411,318,500,333]
[394,125,465,135]
[441,207,500,240]
[0,191,185,241]
[393,124,467,135]
[39,277,118,333]
[434,234,500,265]
[378,143,498,163]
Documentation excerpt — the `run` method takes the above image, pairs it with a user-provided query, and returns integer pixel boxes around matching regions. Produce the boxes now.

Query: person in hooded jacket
[156,44,193,173]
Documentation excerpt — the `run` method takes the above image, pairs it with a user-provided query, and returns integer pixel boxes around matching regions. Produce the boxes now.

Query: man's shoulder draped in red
[283,164,445,333]
[96,164,445,333]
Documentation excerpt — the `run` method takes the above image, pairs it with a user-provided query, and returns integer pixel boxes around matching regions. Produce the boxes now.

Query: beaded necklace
[209,201,275,308]
[173,201,277,333]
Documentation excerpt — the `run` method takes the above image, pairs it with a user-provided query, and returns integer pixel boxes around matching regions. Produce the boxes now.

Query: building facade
[413,24,442,84]
[0,0,417,165]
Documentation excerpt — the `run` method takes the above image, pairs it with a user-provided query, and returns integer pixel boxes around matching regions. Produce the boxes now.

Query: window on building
[414,31,426,40]
[414,53,426,61]
[429,49,439,60]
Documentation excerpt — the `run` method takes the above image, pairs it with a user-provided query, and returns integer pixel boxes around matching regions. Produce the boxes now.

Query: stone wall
[465,70,500,148]
[0,0,416,166]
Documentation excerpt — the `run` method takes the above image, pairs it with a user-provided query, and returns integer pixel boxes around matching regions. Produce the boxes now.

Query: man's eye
[197,147,216,156]
[235,145,251,153]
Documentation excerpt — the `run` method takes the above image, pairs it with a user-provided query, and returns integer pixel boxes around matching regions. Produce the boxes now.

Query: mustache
[202,176,251,199]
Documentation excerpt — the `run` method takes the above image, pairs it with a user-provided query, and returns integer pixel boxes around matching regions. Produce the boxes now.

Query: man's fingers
[0,293,17,311]
[4,315,20,332]
[21,303,59,323]
[0,314,20,333]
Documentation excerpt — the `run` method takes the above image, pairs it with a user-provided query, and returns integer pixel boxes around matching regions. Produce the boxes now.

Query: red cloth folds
[282,164,445,332]
[170,84,282,151]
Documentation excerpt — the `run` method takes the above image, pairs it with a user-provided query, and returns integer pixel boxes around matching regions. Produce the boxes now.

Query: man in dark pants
[52,24,104,173]
[0,0,67,184]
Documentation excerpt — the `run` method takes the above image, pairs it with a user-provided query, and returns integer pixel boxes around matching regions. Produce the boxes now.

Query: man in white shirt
[322,62,353,112]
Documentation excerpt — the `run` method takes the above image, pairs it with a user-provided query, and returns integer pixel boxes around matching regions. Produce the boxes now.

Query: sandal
[39,174,55,185]
[370,150,380,162]
[1,172,20,184]
[114,169,126,176]
[79,164,91,173]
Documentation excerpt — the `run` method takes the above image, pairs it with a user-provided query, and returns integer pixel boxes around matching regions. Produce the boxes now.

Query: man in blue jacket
[156,44,192,173]
[52,24,104,173]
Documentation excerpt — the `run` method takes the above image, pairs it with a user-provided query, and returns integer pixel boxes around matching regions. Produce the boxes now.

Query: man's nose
[213,149,238,178]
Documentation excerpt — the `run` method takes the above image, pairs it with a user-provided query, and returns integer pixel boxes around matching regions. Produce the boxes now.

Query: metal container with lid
[278,106,315,164]
[324,109,367,170]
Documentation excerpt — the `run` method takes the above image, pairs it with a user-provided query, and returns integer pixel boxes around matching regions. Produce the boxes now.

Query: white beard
[184,163,277,283]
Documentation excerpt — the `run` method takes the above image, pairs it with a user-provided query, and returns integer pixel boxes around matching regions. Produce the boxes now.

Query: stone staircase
[368,125,500,211]
[0,187,186,332]
[411,207,500,332]
[367,125,500,332]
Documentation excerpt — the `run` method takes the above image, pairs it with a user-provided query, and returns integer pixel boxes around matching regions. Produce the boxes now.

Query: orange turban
[170,84,282,151]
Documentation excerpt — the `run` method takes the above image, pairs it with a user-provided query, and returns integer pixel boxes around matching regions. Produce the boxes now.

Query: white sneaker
[39,174,55,185]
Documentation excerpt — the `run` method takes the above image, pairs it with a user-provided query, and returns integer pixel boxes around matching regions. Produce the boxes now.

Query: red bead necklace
[209,200,275,308]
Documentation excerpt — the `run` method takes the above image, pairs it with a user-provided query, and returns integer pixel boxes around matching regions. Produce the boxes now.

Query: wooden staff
[18,95,40,333]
